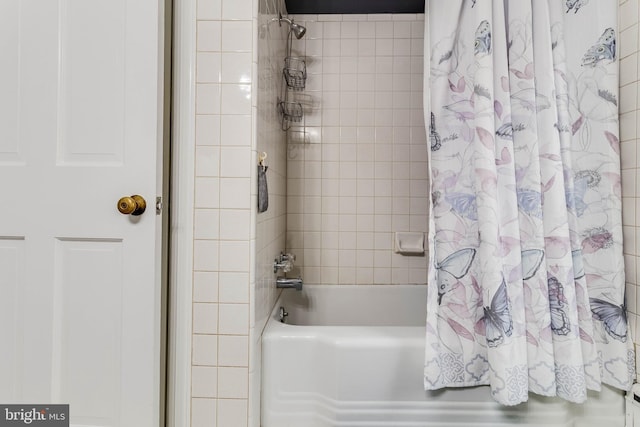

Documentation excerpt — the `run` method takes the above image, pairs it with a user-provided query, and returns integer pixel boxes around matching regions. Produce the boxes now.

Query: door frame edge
[167,0,195,425]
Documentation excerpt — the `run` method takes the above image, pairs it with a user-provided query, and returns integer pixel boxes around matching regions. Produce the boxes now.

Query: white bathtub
[261,285,626,427]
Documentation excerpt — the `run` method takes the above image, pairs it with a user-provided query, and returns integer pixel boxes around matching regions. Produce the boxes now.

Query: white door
[0,1,164,426]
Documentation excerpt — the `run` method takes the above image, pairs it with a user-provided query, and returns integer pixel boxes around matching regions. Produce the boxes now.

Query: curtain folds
[424,0,634,405]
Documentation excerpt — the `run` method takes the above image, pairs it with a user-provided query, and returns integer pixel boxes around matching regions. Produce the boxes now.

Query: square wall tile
[193,334,218,366]
[620,0,639,30]
[394,21,412,38]
[194,240,219,271]
[620,53,639,86]
[221,84,252,114]
[358,21,375,38]
[191,398,217,427]
[621,25,639,58]
[375,21,393,37]
[191,366,217,398]
[221,115,252,146]
[197,21,222,52]
[222,0,252,20]
[196,114,221,146]
[195,146,220,177]
[219,209,251,240]
[219,304,249,335]
[222,21,253,52]
[196,84,221,114]
[193,303,218,334]
[219,241,251,272]
[197,0,221,20]
[218,335,249,367]
[193,271,219,303]
[220,178,251,209]
[218,367,249,398]
[197,52,221,83]
[194,209,220,240]
[221,52,252,83]
[217,399,248,427]
[220,147,251,177]
[219,272,250,303]
[621,82,638,113]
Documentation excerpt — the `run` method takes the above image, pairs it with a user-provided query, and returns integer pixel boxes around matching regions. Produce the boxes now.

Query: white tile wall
[191,0,262,424]
[286,13,429,285]
[619,0,640,380]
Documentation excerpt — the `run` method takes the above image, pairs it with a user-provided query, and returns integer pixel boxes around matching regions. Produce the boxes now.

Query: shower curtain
[424,0,634,405]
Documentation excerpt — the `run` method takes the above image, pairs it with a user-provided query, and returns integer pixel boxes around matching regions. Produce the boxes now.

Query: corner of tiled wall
[191,0,257,425]
[250,0,289,426]
[191,0,289,425]
[619,0,640,381]
[285,13,429,286]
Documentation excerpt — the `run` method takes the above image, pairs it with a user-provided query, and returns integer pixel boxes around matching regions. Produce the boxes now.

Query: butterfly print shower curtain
[424,0,634,405]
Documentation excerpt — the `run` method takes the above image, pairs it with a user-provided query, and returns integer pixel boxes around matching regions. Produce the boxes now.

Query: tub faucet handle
[282,252,296,262]
[273,252,296,274]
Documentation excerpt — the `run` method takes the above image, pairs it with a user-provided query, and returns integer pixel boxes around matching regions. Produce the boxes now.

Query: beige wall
[285,13,429,285]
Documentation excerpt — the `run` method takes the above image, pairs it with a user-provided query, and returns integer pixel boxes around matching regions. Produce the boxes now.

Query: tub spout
[276,276,303,291]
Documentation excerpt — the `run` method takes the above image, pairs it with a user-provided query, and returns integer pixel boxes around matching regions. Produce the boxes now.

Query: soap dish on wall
[394,232,425,255]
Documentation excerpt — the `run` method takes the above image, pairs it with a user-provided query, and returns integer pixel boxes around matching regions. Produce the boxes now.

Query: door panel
[0,238,25,402]
[0,1,20,165]
[58,0,126,165]
[51,238,123,425]
[0,0,163,425]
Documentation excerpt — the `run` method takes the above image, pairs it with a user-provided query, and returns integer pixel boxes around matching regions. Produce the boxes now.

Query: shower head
[278,14,306,39]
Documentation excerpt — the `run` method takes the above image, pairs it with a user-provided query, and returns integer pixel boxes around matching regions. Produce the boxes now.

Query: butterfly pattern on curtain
[424,0,634,405]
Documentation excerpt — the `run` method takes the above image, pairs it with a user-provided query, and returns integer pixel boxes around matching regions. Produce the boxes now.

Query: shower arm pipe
[277,13,294,27]
[273,12,307,39]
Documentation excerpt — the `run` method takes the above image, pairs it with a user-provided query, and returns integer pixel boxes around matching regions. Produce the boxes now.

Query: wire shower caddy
[278,21,307,131]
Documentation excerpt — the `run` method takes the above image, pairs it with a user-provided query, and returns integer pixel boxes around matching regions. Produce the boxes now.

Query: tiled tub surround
[285,13,429,286]
[619,0,640,380]
[184,1,640,426]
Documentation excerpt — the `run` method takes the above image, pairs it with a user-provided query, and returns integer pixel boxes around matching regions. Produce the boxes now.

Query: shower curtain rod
[284,0,424,14]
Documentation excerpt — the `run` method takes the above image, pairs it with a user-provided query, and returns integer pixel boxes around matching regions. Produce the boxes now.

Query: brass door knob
[117,195,147,216]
